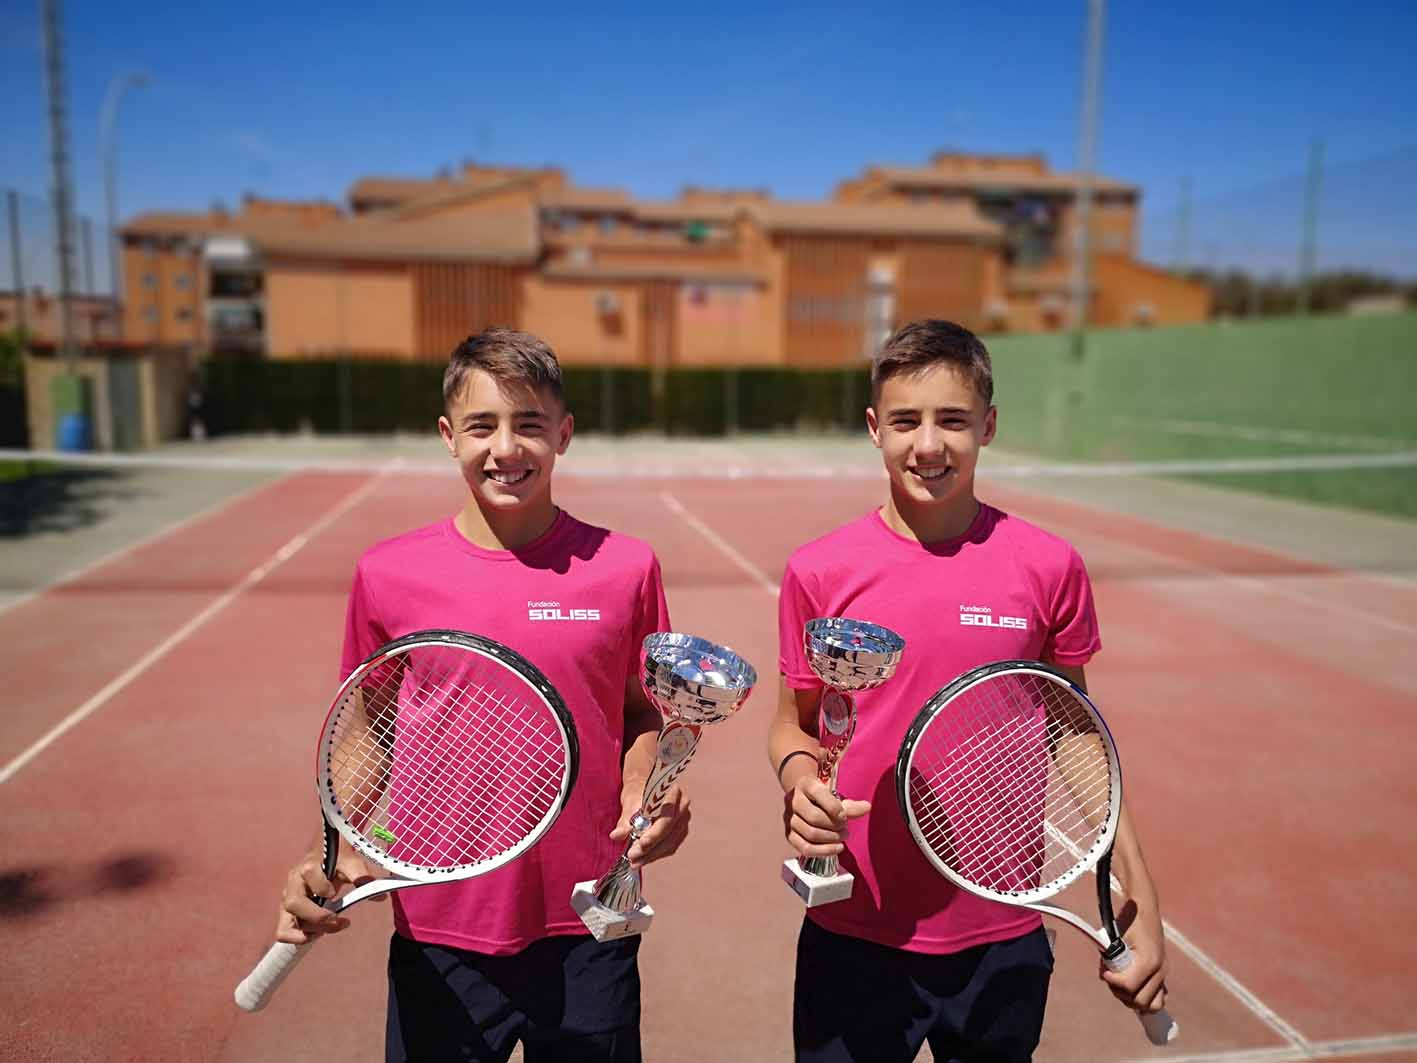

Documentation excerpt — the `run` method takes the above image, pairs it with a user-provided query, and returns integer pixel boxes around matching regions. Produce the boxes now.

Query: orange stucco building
[119,154,1208,365]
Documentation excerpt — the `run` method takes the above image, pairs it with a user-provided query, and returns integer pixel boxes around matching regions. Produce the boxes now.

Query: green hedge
[200,357,873,437]
[0,330,27,447]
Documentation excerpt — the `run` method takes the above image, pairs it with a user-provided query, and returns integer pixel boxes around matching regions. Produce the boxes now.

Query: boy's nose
[490,428,520,459]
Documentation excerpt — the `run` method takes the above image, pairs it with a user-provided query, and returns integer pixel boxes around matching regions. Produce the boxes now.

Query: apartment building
[119,154,1208,365]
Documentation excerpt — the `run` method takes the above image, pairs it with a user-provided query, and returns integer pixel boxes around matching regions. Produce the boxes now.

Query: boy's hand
[274,842,382,945]
[783,774,871,859]
[611,785,692,869]
[1100,898,1170,1015]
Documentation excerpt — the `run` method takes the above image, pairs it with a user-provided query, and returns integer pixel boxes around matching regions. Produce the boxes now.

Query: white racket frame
[235,629,576,1013]
[897,660,1177,1045]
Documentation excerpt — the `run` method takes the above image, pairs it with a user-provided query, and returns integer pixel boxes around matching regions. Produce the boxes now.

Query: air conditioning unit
[595,291,621,315]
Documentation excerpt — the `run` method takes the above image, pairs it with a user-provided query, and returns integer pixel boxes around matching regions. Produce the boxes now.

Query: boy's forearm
[1111,802,1161,920]
[620,707,663,795]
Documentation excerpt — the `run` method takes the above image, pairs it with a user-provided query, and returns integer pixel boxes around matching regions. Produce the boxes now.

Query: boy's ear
[866,405,883,448]
[438,414,456,456]
[981,405,997,446]
[556,411,574,455]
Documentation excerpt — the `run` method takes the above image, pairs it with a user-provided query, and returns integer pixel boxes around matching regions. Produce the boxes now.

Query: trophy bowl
[803,617,905,691]
[643,632,757,725]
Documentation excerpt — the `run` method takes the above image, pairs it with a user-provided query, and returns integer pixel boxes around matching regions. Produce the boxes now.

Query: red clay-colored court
[2,463,1414,1062]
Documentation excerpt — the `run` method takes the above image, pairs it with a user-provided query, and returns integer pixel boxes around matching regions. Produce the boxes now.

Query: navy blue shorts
[385,932,641,1063]
[793,919,1053,1063]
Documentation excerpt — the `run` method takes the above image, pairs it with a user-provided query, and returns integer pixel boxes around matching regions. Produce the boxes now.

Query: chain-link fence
[1137,143,1417,314]
[2,186,119,343]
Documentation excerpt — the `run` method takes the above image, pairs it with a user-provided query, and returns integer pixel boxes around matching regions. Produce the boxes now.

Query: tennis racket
[896,660,1177,1045]
[234,628,578,1012]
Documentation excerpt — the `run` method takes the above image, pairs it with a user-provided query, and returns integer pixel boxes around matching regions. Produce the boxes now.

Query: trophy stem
[593,852,643,911]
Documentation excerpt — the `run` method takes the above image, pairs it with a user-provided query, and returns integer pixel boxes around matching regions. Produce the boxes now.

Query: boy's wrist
[776,749,819,789]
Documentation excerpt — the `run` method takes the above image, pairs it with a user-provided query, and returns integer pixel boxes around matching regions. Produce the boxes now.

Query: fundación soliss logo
[959,604,1029,630]
[527,600,601,622]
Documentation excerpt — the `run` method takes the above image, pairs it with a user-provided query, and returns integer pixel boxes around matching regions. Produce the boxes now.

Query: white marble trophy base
[782,858,854,907]
[571,880,655,941]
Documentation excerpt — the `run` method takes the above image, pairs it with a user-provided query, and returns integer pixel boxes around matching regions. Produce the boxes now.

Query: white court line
[658,491,777,596]
[1110,414,1417,452]
[1123,1030,1417,1063]
[664,490,1326,1056]
[1036,511,1417,639]
[0,465,396,786]
[0,469,297,620]
[1047,831,1311,1052]
[9,446,1416,478]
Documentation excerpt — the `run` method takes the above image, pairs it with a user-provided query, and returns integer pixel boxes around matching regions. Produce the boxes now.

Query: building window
[176,307,193,322]
[142,306,159,322]
[142,273,157,289]
[175,274,192,290]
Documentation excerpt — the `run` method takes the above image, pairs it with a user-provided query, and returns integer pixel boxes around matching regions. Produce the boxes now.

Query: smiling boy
[767,319,1169,1062]
[272,328,686,1062]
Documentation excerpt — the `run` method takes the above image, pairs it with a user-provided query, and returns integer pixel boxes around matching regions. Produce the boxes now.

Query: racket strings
[908,672,1115,897]
[324,644,567,872]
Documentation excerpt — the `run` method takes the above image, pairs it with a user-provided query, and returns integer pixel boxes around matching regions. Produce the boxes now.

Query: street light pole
[1068,0,1107,362]
[100,70,149,312]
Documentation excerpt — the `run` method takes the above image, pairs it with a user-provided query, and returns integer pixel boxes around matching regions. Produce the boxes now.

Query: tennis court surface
[2,434,1414,1062]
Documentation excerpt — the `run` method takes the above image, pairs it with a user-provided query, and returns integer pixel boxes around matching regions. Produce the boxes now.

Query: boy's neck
[880,485,981,545]
[455,497,560,551]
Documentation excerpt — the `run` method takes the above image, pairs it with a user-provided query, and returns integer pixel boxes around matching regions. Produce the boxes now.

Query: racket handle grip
[1104,942,1179,1045]
[1139,1007,1179,1046]
[234,940,313,1012]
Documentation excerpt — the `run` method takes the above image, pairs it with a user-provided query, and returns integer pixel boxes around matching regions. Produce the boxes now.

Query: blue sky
[2,0,1414,275]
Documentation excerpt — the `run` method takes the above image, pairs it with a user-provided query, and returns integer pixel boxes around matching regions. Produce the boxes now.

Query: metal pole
[80,215,94,295]
[1068,0,1106,361]
[1297,138,1324,316]
[41,0,79,363]
[6,190,26,336]
[101,71,149,307]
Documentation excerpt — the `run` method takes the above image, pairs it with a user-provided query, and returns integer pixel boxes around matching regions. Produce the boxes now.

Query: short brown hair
[870,319,994,406]
[442,328,565,408]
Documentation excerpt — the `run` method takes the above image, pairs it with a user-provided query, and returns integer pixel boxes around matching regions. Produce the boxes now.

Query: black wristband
[776,749,818,785]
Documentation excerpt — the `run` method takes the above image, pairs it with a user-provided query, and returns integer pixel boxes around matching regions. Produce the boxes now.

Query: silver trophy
[572,631,756,941]
[782,616,905,907]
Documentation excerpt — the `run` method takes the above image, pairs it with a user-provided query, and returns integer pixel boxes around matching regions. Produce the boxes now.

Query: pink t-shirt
[341,509,670,955]
[778,503,1101,955]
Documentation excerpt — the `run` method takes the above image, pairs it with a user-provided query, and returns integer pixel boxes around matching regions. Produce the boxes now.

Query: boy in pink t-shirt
[768,320,1170,1062]
[272,329,684,1062]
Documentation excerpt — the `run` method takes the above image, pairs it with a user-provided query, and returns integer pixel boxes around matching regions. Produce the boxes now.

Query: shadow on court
[0,850,177,919]
[0,465,139,538]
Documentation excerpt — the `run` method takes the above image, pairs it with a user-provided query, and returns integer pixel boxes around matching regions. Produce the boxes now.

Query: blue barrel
[56,412,94,452]
[51,374,95,452]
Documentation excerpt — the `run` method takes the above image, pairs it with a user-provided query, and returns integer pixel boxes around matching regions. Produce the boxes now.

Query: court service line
[0,469,298,620]
[658,491,778,596]
[0,466,396,786]
[1123,1029,1417,1063]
